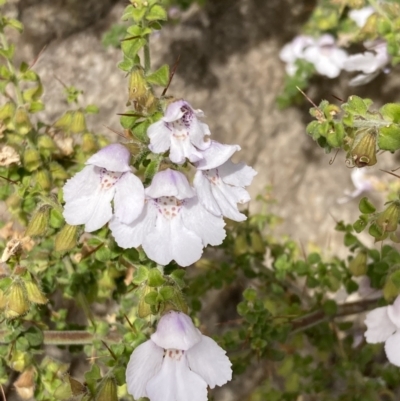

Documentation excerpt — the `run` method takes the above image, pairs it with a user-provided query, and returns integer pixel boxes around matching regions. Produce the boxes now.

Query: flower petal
[349,71,380,86]
[86,144,131,172]
[148,120,172,154]
[211,184,247,222]
[163,100,186,123]
[387,295,400,328]
[169,135,203,165]
[385,331,400,366]
[109,202,157,249]
[182,198,226,246]
[143,213,203,267]
[146,354,207,401]
[219,160,257,187]
[193,171,221,216]
[364,306,396,343]
[188,119,211,151]
[187,335,232,389]
[151,311,202,350]
[126,340,164,400]
[343,52,380,74]
[146,169,195,200]
[63,165,99,203]
[195,141,241,170]
[114,172,145,224]
[63,188,114,232]
[349,6,375,28]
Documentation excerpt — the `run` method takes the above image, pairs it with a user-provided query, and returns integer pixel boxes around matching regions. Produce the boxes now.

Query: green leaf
[307,253,321,265]
[147,64,169,87]
[159,286,174,301]
[7,18,23,33]
[117,58,135,72]
[121,37,146,60]
[84,364,101,395]
[378,125,400,152]
[146,4,168,21]
[95,245,111,262]
[144,290,158,305]
[85,104,99,114]
[132,265,149,285]
[147,268,165,287]
[342,95,370,116]
[322,299,337,316]
[243,288,257,302]
[368,223,384,239]
[132,6,147,22]
[0,44,15,60]
[390,270,400,289]
[380,103,400,123]
[121,5,134,21]
[120,113,139,129]
[359,197,376,214]
[353,217,368,233]
[24,326,44,347]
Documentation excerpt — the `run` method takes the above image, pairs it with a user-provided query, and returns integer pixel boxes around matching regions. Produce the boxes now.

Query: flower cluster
[62,100,256,266]
[279,6,391,86]
[126,310,232,401]
[365,295,400,366]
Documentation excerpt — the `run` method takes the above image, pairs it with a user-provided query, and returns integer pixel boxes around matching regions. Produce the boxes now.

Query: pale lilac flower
[126,310,232,401]
[109,169,225,267]
[147,100,211,165]
[343,40,390,86]
[63,144,145,232]
[194,141,257,222]
[303,34,348,78]
[337,168,374,204]
[349,6,375,28]
[279,35,315,76]
[365,295,400,366]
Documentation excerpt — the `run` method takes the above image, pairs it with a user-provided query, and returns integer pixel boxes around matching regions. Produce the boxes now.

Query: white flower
[194,141,257,222]
[126,310,232,401]
[110,169,225,267]
[279,35,316,76]
[343,40,390,86]
[147,100,211,165]
[337,168,375,204]
[348,6,375,28]
[63,143,145,232]
[365,296,400,366]
[302,34,348,78]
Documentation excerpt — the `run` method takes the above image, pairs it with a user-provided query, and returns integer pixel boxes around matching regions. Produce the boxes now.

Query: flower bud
[49,161,69,180]
[14,368,35,400]
[234,234,248,256]
[95,376,118,401]
[82,132,98,153]
[349,250,367,276]
[9,350,29,372]
[0,101,16,123]
[383,278,399,301]
[25,280,47,304]
[70,110,87,134]
[14,107,32,135]
[0,289,7,310]
[23,148,42,172]
[129,68,148,101]
[55,224,78,252]
[54,110,74,131]
[37,134,57,151]
[35,169,51,191]
[138,285,152,318]
[250,232,265,254]
[349,130,377,167]
[25,205,51,237]
[376,201,400,233]
[5,281,30,319]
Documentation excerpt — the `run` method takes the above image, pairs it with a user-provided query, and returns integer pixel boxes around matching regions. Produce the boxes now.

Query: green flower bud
[55,224,78,253]
[349,250,367,276]
[25,205,51,237]
[383,278,399,301]
[82,132,98,153]
[129,68,148,101]
[138,285,152,318]
[23,148,42,172]
[14,107,32,135]
[35,169,51,191]
[9,350,29,372]
[54,110,74,131]
[96,376,118,401]
[376,201,400,233]
[349,130,377,167]
[49,161,69,180]
[70,110,87,134]
[25,280,47,305]
[37,135,57,151]
[0,101,16,121]
[4,281,30,319]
